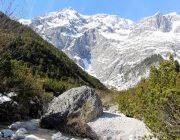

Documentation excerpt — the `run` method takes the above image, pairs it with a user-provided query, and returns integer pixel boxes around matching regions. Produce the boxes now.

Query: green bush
[118,55,180,139]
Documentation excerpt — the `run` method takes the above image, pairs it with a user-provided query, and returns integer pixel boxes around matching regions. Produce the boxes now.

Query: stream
[0,119,83,140]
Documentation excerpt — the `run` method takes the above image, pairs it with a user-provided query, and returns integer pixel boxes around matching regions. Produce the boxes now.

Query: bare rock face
[39,86,103,129]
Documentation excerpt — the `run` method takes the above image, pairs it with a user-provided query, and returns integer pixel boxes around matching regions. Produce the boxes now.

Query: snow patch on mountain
[19,19,31,25]
[82,58,89,70]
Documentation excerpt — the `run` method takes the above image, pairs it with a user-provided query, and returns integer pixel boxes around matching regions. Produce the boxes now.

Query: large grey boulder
[39,86,103,129]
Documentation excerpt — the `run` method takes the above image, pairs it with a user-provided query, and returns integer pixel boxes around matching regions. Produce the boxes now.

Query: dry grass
[59,116,98,140]
[95,89,119,110]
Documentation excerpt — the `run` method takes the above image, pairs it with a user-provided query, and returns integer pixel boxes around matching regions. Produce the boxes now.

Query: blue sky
[20,0,180,21]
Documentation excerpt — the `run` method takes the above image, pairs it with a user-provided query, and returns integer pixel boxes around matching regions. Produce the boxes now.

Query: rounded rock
[39,86,103,129]
[51,132,63,140]
[11,133,25,140]
[16,128,28,134]
[1,129,13,138]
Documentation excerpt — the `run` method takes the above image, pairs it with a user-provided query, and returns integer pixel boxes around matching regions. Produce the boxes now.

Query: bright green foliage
[118,55,180,139]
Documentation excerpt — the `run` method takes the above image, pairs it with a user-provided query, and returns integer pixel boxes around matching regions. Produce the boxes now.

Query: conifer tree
[118,54,180,139]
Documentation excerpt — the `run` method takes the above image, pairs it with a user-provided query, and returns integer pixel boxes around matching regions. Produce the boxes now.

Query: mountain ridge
[19,7,180,90]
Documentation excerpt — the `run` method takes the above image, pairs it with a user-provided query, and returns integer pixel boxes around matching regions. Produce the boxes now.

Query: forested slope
[0,12,107,121]
[118,55,180,139]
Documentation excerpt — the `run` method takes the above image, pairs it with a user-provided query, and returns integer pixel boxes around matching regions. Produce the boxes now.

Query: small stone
[9,121,37,130]
[129,134,135,140]
[0,133,3,140]
[115,134,122,140]
[63,136,69,140]
[71,138,77,140]
[16,128,28,134]
[11,133,25,140]
[23,135,45,140]
[8,122,21,130]
[116,111,120,114]
[102,136,112,140]
[1,129,13,138]
[51,132,63,140]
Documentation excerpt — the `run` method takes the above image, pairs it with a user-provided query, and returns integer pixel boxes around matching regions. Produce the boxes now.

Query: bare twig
[0,0,26,18]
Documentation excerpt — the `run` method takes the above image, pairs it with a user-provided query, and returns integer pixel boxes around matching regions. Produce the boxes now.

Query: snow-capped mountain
[19,7,180,90]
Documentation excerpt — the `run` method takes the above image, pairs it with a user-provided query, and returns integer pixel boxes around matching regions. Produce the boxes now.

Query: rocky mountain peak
[29,6,83,28]
[165,12,180,22]
[56,6,82,20]
[154,11,163,16]
[59,6,75,12]
[88,14,134,30]
[128,12,172,38]
[153,12,171,31]
[168,12,178,16]
[41,6,78,18]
